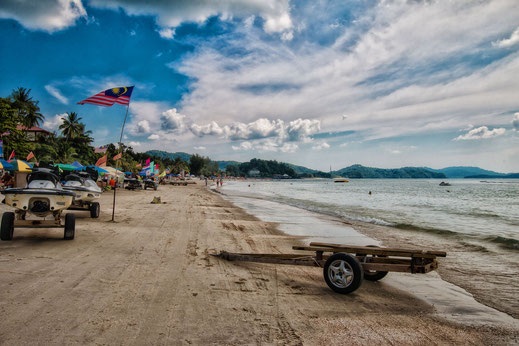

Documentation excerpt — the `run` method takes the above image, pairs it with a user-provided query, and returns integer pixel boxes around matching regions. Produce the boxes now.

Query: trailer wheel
[358,245,389,281]
[90,202,100,218]
[64,213,75,240]
[0,212,15,241]
[323,253,363,294]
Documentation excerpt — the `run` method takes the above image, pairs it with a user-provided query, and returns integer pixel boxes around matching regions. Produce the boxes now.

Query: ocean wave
[485,236,519,251]
[393,223,459,236]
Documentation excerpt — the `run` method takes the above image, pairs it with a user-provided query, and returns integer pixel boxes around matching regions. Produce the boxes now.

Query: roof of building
[16,125,51,133]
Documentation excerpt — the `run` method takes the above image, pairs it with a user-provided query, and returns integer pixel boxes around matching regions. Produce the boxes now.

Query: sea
[220,179,519,250]
[219,178,519,318]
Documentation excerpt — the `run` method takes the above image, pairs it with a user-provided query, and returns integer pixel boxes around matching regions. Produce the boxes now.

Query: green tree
[10,87,44,127]
[59,112,83,140]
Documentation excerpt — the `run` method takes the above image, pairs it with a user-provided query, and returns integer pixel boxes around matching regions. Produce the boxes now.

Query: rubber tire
[0,212,15,241]
[90,202,100,219]
[323,253,363,294]
[358,245,388,282]
[64,213,75,240]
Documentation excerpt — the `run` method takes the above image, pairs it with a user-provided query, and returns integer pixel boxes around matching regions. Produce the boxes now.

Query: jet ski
[62,168,101,218]
[1,165,76,241]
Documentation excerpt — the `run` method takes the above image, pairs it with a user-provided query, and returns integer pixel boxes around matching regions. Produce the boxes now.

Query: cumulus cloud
[494,27,519,48]
[160,108,187,132]
[89,0,292,35]
[44,85,68,104]
[43,113,66,131]
[128,141,141,147]
[148,134,160,140]
[137,120,151,134]
[513,113,519,131]
[194,146,206,150]
[0,0,86,32]
[454,126,506,141]
[191,117,320,142]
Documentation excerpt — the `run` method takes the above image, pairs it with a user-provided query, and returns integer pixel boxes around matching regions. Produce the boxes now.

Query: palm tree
[10,87,44,127]
[59,112,83,140]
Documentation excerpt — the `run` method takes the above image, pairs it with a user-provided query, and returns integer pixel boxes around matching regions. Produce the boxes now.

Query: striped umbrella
[7,159,32,172]
[0,159,14,170]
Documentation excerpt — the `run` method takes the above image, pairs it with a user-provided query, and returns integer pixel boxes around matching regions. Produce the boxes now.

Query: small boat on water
[334,178,349,183]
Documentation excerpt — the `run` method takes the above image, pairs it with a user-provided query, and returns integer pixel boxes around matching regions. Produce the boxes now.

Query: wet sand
[0,183,517,344]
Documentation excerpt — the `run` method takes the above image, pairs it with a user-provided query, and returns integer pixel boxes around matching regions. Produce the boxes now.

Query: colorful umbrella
[83,165,109,174]
[7,159,32,172]
[70,161,84,168]
[0,159,14,170]
[56,163,80,171]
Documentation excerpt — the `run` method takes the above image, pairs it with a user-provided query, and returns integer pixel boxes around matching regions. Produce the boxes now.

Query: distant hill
[287,164,331,178]
[464,173,519,179]
[217,161,241,170]
[145,150,191,161]
[333,164,446,179]
[425,166,502,179]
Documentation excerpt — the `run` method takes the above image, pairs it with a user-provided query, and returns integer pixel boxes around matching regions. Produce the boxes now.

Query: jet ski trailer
[213,242,446,294]
[62,170,101,218]
[1,166,76,240]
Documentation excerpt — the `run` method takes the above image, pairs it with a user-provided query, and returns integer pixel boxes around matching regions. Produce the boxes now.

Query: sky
[1,0,519,172]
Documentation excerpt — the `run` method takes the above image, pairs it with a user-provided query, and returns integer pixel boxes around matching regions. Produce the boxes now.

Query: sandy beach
[1,183,518,345]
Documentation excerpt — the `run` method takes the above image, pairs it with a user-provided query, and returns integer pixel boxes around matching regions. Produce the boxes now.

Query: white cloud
[128,141,141,147]
[44,85,68,104]
[157,27,175,39]
[176,0,519,144]
[0,0,86,32]
[190,121,225,137]
[148,134,160,140]
[513,113,519,131]
[312,142,330,150]
[280,30,293,41]
[160,108,187,132]
[193,146,206,150]
[454,126,506,141]
[494,27,519,48]
[232,138,298,153]
[42,113,66,131]
[137,120,151,134]
[89,0,292,34]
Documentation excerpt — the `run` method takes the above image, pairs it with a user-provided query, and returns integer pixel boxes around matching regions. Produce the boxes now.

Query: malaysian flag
[95,144,109,153]
[78,86,134,107]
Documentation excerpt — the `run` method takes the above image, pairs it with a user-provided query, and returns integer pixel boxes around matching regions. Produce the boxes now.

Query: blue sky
[1,0,519,172]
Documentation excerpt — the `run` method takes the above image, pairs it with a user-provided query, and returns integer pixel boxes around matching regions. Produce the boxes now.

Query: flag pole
[111,103,130,222]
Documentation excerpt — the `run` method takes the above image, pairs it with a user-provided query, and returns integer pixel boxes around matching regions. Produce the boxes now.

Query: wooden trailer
[213,242,446,294]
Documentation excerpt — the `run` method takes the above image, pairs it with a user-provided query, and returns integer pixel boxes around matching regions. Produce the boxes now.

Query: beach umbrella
[0,159,14,170]
[7,159,32,172]
[83,165,109,174]
[56,163,80,171]
[70,161,83,168]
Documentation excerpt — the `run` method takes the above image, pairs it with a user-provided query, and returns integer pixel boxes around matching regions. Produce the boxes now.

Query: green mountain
[217,161,241,170]
[145,150,191,161]
[333,164,446,179]
[464,173,519,179]
[425,166,502,178]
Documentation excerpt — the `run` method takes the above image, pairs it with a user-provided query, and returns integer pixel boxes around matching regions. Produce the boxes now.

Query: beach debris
[151,196,166,204]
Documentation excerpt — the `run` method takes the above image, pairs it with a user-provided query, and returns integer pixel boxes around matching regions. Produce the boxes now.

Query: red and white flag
[113,152,122,161]
[136,163,142,168]
[26,151,35,161]
[95,154,107,167]
[78,86,134,107]
[8,150,15,160]
[95,145,108,153]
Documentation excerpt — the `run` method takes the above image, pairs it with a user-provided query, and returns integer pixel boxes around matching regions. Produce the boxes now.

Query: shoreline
[219,181,519,321]
[0,183,517,344]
